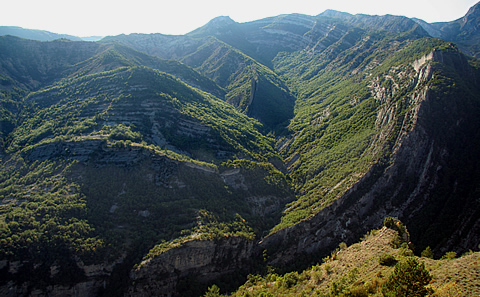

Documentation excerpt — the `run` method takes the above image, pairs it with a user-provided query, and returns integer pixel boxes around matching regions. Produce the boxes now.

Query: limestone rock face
[127,237,255,297]
[0,259,122,297]
[260,48,480,264]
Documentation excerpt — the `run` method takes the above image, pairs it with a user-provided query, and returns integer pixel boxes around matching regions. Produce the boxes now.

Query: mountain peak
[465,1,480,16]
[460,1,480,27]
[187,16,236,36]
[208,15,235,25]
[318,9,352,19]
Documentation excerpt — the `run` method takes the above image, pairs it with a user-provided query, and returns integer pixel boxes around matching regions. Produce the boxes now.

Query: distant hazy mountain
[0,26,103,41]
[413,1,480,57]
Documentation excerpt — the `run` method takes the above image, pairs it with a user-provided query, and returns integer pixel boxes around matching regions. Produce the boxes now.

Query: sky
[2,0,478,37]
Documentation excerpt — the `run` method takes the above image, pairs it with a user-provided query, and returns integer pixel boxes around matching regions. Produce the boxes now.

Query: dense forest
[1,2,480,296]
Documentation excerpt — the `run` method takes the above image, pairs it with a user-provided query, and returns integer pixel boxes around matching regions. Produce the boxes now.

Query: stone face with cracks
[127,237,256,297]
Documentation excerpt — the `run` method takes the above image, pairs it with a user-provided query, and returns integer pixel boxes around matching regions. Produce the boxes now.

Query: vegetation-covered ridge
[7,65,276,160]
[271,36,462,231]
[0,34,294,295]
[1,3,480,296]
[213,219,480,296]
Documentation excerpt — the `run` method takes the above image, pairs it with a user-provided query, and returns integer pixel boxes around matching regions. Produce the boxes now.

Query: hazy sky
[2,0,478,37]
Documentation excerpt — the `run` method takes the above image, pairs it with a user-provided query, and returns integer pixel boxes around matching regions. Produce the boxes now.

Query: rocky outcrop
[24,137,105,162]
[260,48,480,264]
[2,6,480,297]
[127,237,256,297]
[0,258,124,297]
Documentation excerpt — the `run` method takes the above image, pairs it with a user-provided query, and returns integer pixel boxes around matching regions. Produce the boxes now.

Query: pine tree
[382,257,432,297]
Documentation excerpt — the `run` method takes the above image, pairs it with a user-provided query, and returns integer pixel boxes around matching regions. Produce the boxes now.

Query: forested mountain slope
[0,36,292,296]
[1,3,480,297]
[261,41,480,266]
[101,34,295,131]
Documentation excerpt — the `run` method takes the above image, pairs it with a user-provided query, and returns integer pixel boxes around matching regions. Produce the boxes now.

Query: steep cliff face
[121,46,480,297]
[0,258,124,297]
[0,37,292,296]
[260,47,480,264]
[127,237,255,296]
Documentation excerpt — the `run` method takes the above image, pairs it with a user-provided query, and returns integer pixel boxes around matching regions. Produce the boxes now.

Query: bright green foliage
[0,37,295,289]
[108,124,142,141]
[1,10,480,296]
[441,252,457,260]
[382,257,432,297]
[204,284,223,297]
[6,66,276,161]
[144,210,255,260]
[420,246,434,259]
[279,271,299,288]
[0,157,104,266]
[178,38,295,131]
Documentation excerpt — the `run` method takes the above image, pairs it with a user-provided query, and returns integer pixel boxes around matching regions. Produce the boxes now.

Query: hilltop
[230,221,480,296]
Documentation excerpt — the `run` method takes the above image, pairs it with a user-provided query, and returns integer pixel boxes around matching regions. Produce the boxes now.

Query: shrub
[390,233,403,248]
[379,254,397,266]
[441,251,457,260]
[399,243,414,256]
[347,284,369,297]
[204,284,223,297]
[281,271,299,288]
[421,246,434,259]
[324,263,332,274]
[384,217,395,229]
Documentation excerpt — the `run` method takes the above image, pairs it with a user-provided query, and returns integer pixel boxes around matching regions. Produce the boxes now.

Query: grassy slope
[230,226,480,296]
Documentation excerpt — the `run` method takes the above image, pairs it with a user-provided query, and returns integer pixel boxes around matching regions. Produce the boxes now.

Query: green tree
[204,284,222,297]
[384,217,396,229]
[441,251,456,260]
[382,257,432,297]
[420,246,433,259]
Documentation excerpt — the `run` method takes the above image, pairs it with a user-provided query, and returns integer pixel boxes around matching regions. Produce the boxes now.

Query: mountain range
[0,26,102,42]
[0,2,480,296]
